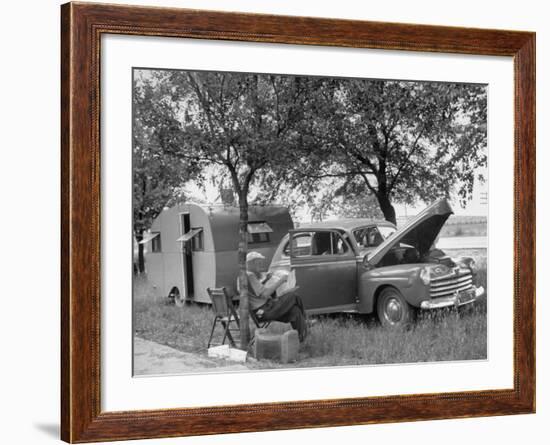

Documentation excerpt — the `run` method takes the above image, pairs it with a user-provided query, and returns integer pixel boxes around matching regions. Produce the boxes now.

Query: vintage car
[268,199,485,327]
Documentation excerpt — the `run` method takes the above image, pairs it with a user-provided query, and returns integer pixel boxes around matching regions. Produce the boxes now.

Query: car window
[284,233,312,257]
[378,225,396,239]
[311,231,351,256]
[353,227,384,248]
[354,225,396,248]
[335,233,352,255]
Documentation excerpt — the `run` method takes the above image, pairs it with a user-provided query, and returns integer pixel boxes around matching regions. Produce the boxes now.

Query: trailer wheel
[168,287,182,306]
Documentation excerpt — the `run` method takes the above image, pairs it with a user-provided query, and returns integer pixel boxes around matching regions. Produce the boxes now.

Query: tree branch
[226,161,242,197]
[288,166,376,180]
[388,126,426,191]
[358,170,377,195]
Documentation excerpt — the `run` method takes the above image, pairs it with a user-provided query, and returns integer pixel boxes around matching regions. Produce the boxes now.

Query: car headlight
[420,267,431,285]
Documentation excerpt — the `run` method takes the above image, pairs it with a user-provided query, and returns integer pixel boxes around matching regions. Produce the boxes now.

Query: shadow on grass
[134,268,487,371]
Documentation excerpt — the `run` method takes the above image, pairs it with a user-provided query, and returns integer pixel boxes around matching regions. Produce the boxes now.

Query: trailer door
[178,213,194,299]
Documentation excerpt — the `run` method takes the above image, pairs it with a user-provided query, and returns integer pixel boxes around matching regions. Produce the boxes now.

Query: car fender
[357,264,430,313]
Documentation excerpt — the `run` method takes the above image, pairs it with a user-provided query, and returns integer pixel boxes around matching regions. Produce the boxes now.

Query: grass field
[134,248,487,371]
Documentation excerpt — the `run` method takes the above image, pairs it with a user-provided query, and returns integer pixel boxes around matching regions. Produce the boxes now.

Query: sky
[393,167,488,217]
[184,164,488,222]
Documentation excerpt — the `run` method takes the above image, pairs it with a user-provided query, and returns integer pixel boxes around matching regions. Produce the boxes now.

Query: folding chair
[207,287,240,348]
[234,277,271,331]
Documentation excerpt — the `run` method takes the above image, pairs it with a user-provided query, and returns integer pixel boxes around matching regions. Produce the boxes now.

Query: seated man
[245,251,308,342]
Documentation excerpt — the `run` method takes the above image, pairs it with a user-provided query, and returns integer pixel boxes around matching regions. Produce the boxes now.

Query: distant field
[436,215,487,237]
[134,248,487,373]
[397,215,487,237]
[439,223,487,237]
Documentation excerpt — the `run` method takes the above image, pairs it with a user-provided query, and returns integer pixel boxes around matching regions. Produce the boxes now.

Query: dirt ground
[134,337,248,375]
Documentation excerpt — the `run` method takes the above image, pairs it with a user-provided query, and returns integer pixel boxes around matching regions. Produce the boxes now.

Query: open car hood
[367,199,454,266]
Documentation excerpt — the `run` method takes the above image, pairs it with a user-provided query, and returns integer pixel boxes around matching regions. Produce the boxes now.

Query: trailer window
[247,221,273,244]
[248,232,270,244]
[191,228,204,251]
[151,232,162,253]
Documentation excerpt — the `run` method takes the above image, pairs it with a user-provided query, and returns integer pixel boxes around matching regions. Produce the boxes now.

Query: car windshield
[353,225,396,249]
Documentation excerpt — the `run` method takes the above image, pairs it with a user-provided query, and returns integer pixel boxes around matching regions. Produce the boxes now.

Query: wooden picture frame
[61,2,535,442]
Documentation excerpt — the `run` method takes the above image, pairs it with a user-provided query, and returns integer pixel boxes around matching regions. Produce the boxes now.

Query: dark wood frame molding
[61,2,535,442]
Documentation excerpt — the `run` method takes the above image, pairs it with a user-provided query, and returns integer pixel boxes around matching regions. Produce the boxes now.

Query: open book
[263,270,297,297]
[263,269,297,297]
[276,285,299,297]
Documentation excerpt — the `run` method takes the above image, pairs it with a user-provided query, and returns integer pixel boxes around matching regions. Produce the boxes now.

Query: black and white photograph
[132,68,488,375]
[3,0,544,443]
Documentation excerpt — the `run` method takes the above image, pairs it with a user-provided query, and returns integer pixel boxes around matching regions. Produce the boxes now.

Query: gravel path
[133,337,248,376]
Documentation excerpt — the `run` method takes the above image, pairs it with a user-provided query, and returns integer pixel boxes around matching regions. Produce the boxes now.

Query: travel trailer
[141,203,293,304]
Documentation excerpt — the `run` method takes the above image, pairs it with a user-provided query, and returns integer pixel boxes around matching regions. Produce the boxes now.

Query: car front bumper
[420,286,485,310]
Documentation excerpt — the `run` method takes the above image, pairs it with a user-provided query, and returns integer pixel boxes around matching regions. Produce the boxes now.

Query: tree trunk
[376,194,397,225]
[237,193,250,349]
[136,230,146,274]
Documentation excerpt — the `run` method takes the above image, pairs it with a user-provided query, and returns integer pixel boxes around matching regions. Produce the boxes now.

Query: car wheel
[376,287,415,328]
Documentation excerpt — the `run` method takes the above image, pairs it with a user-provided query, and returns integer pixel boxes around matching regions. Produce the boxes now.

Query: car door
[290,230,357,312]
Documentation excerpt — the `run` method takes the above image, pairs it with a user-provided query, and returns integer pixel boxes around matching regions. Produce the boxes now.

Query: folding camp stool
[248,308,272,352]
[250,308,271,330]
[207,287,240,348]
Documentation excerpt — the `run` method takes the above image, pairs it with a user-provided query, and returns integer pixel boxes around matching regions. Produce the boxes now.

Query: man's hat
[246,251,265,262]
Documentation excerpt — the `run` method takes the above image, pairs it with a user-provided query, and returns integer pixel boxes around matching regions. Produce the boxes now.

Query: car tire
[376,287,415,328]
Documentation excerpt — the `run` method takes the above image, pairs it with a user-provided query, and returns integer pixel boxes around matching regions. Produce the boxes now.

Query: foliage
[290,79,487,223]
[133,69,488,341]
[330,193,385,220]
[133,72,199,272]
[162,71,312,346]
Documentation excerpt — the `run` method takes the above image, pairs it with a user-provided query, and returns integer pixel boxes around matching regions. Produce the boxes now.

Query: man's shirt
[246,271,270,310]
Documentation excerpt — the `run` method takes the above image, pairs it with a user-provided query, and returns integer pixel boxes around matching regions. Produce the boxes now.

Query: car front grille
[430,270,473,298]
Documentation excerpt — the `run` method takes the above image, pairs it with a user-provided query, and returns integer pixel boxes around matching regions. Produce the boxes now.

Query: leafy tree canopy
[287,79,487,223]
[133,72,200,272]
